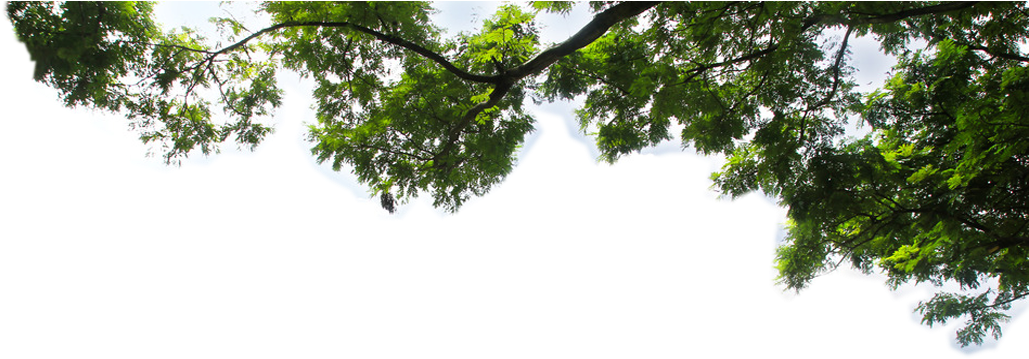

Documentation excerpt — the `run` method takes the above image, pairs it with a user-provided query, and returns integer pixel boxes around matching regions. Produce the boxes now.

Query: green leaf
[907,165,937,183]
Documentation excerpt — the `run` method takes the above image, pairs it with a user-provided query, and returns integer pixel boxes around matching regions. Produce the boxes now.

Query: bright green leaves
[481,27,514,47]
[530,1,574,15]
[460,5,539,72]
[883,244,923,273]
[468,92,491,104]
[906,164,937,184]
[474,102,503,127]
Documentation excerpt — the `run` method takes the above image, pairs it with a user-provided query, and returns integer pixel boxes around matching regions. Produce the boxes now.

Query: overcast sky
[16,2,1029,355]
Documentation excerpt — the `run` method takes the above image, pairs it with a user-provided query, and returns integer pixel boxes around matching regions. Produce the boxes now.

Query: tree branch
[804,24,854,118]
[507,1,661,79]
[199,20,498,83]
[674,44,780,86]
[120,40,214,55]
[862,1,980,24]
[355,143,431,162]
[280,21,499,83]
[430,1,662,170]
[967,45,1029,63]
[433,80,515,167]
[985,291,1029,309]
[567,67,632,97]
[803,1,981,30]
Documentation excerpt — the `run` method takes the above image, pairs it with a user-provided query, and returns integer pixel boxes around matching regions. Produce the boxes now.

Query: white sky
[12,1,1024,353]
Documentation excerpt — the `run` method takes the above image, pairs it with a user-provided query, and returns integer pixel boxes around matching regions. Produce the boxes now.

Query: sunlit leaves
[906,164,938,184]
[530,1,574,15]
[883,244,922,272]
[460,5,539,72]
[9,1,1029,345]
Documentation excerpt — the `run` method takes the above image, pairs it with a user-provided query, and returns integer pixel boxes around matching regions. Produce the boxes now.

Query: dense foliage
[8,1,1029,346]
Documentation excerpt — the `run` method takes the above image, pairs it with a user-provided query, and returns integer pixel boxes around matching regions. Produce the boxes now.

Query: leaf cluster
[259,2,538,212]
[9,1,1029,345]
[9,1,281,163]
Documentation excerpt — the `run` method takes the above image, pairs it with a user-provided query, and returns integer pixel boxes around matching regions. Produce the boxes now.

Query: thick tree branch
[507,1,661,79]
[282,21,499,83]
[206,1,661,131]
[433,1,661,168]
[803,1,980,29]
[214,7,696,88]
[862,1,980,24]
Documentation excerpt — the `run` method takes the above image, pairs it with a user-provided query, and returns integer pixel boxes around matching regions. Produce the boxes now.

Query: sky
[10,2,1029,355]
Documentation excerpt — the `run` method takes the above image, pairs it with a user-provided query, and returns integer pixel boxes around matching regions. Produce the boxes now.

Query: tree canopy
[7,1,1029,347]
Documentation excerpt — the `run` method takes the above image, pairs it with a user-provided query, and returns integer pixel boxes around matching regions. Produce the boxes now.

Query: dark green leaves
[8,2,157,109]
[916,291,1027,347]
[8,1,284,164]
